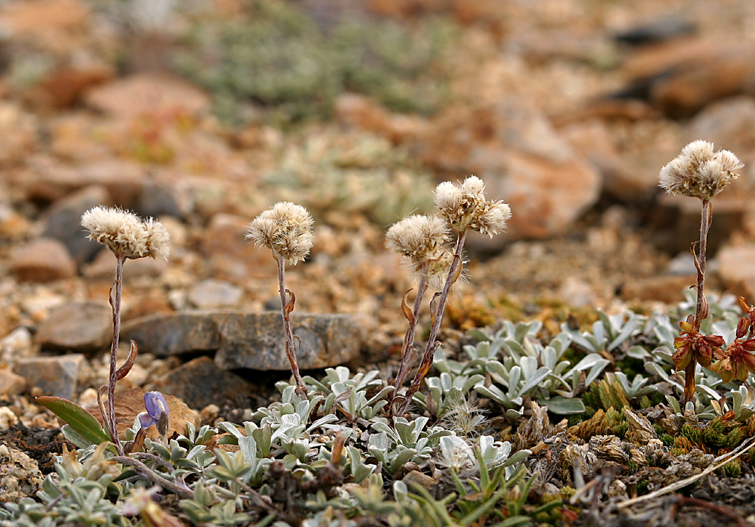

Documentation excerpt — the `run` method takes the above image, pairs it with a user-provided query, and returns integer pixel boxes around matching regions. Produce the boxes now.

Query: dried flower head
[81,206,170,260]
[435,175,511,236]
[246,202,314,264]
[659,140,743,200]
[434,176,486,231]
[386,215,450,263]
[470,200,512,238]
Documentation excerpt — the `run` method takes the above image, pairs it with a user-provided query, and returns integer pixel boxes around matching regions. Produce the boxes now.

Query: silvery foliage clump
[1,363,535,527]
[302,366,394,421]
[368,416,452,476]
[428,320,609,418]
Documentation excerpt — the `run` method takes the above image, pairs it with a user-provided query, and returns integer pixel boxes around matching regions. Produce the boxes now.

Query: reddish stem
[278,257,307,398]
[397,230,467,416]
[106,255,125,455]
[391,266,429,401]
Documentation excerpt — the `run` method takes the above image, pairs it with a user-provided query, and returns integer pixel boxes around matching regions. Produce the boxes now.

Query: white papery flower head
[246,202,314,265]
[386,215,450,263]
[659,140,743,200]
[81,206,170,260]
[435,175,511,236]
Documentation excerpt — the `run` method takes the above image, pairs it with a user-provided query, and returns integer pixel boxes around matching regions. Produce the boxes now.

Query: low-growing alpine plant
[12,148,755,527]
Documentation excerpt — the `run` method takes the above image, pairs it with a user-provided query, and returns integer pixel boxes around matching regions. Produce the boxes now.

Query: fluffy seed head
[659,140,743,200]
[386,215,450,263]
[81,206,170,260]
[246,202,314,265]
[435,175,511,237]
[434,176,486,231]
[470,201,511,238]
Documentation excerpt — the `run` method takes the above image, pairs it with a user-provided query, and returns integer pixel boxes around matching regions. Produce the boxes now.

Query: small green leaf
[36,396,110,445]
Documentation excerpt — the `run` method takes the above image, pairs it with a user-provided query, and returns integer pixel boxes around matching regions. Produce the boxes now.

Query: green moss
[174,0,457,125]
[659,433,675,448]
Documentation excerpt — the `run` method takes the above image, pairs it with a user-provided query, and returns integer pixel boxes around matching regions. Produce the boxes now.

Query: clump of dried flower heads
[80,206,171,454]
[393,175,511,416]
[247,202,314,397]
[659,141,744,402]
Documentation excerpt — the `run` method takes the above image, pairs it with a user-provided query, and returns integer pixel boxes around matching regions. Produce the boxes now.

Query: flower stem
[684,199,712,405]
[107,255,125,456]
[391,266,429,400]
[398,230,467,416]
[694,199,712,331]
[277,257,307,398]
[114,456,194,499]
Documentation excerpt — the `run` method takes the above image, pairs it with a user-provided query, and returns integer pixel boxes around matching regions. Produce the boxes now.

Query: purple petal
[138,411,156,429]
[144,391,169,420]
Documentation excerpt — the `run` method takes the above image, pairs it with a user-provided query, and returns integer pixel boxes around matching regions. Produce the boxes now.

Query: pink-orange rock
[27,65,115,110]
[334,94,426,144]
[21,157,145,204]
[84,73,211,120]
[11,238,76,282]
[418,100,600,247]
[202,213,277,281]
[0,103,37,169]
[716,244,755,295]
[0,367,26,397]
[0,0,89,52]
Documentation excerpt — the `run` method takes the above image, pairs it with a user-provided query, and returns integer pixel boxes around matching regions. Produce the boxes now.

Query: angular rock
[84,73,211,121]
[27,65,114,110]
[417,99,601,246]
[82,248,166,281]
[561,120,658,201]
[187,279,243,309]
[619,40,755,118]
[122,312,362,371]
[14,354,85,399]
[619,275,694,303]
[649,45,755,118]
[0,367,26,397]
[23,157,146,205]
[202,213,277,280]
[152,356,253,410]
[688,96,755,166]
[40,184,111,264]
[1,327,34,364]
[10,238,76,282]
[0,103,37,169]
[716,244,755,293]
[35,301,111,353]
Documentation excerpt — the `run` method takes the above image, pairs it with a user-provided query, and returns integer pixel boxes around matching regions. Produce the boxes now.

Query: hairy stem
[114,456,194,499]
[391,266,429,400]
[278,257,307,398]
[684,199,712,405]
[694,199,712,331]
[398,230,467,416]
[107,255,125,456]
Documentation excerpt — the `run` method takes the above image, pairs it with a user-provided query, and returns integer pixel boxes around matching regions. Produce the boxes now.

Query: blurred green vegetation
[174,0,456,125]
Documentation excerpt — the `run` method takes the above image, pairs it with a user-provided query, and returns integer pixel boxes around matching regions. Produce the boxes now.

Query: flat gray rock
[15,354,85,399]
[36,301,111,353]
[121,311,361,371]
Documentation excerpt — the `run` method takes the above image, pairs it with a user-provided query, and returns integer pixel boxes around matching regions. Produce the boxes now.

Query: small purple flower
[138,391,169,437]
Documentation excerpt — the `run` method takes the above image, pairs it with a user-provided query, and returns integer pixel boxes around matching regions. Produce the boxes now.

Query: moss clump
[174,0,456,125]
